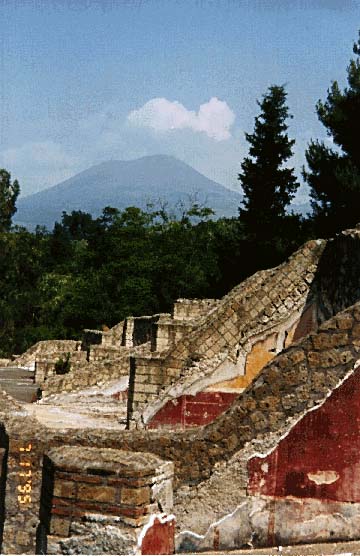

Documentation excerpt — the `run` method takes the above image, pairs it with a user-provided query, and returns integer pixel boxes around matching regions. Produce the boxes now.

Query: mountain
[14,155,242,229]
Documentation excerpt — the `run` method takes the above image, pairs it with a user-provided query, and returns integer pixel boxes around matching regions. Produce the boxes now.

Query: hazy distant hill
[14,155,243,229]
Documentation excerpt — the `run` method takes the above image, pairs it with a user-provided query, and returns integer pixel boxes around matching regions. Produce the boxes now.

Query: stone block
[249,410,268,431]
[308,349,352,368]
[288,349,306,365]
[336,315,353,329]
[78,484,116,504]
[133,393,147,403]
[311,371,328,390]
[142,384,160,394]
[258,395,280,411]
[121,486,150,506]
[281,393,299,410]
[57,472,103,484]
[53,480,76,499]
[312,332,348,350]
[49,516,70,537]
[241,395,257,411]
[151,479,173,512]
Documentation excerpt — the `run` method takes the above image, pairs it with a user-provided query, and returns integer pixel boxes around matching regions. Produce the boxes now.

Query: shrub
[54,352,71,375]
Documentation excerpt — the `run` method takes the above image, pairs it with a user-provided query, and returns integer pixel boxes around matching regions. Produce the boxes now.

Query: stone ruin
[2,228,360,552]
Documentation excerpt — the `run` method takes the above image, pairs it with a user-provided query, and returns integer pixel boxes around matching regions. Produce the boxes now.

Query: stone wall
[19,299,218,401]
[101,321,125,348]
[123,316,158,348]
[150,316,193,353]
[0,301,359,553]
[38,446,175,555]
[6,229,360,552]
[35,351,87,384]
[143,308,308,429]
[132,229,360,430]
[41,352,131,396]
[172,299,217,321]
[310,228,360,323]
[175,304,360,551]
[0,359,11,368]
[14,340,80,371]
[129,239,325,426]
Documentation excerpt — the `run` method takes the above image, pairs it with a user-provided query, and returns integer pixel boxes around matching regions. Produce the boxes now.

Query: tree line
[0,32,359,357]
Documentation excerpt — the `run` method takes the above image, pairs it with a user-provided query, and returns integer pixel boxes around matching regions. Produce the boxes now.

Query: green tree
[304,32,360,236]
[0,169,20,232]
[238,85,299,242]
[0,227,49,356]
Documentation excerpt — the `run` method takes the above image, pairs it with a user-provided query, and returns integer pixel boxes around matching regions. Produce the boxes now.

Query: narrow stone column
[38,446,175,555]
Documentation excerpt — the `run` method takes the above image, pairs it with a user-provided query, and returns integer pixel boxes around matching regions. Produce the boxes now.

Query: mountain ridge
[15,155,243,229]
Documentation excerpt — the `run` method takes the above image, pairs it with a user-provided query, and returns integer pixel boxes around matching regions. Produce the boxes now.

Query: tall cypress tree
[238,85,299,242]
[304,32,360,236]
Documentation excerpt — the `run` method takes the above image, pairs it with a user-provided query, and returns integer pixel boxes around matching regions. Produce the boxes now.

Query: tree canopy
[0,169,20,232]
[304,32,360,236]
[238,84,299,242]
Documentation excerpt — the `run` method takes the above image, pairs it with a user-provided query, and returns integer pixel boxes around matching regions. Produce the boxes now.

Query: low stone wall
[151,316,194,353]
[172,299,217,321]
[42,354,131,396]
[89,345,130,363]
[0,359,11,367]
[14,341,80,371]
[35,351,87,384]
[40,342,153,397]
[39,446,175,555]
[101,321,125,348]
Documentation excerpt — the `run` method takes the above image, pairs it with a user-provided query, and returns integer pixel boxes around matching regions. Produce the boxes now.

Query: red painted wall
[148,391,237,429]
[248,367,360,502]
[141,516,175,555]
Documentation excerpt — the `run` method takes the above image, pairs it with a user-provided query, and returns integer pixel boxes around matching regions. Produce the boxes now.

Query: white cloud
[127,97,235,141]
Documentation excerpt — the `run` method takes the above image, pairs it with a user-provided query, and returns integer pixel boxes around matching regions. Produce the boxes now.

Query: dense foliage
[238,84,304,274]
[0,202,310,358]
[0,169,20,232]
[239,85,299,241]
[304,32,360,236]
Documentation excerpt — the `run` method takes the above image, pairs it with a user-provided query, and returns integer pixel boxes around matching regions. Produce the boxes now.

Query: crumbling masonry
[2,229,360,552]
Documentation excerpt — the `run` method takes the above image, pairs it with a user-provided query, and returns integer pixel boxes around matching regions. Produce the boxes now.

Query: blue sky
[0,0,359,203]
